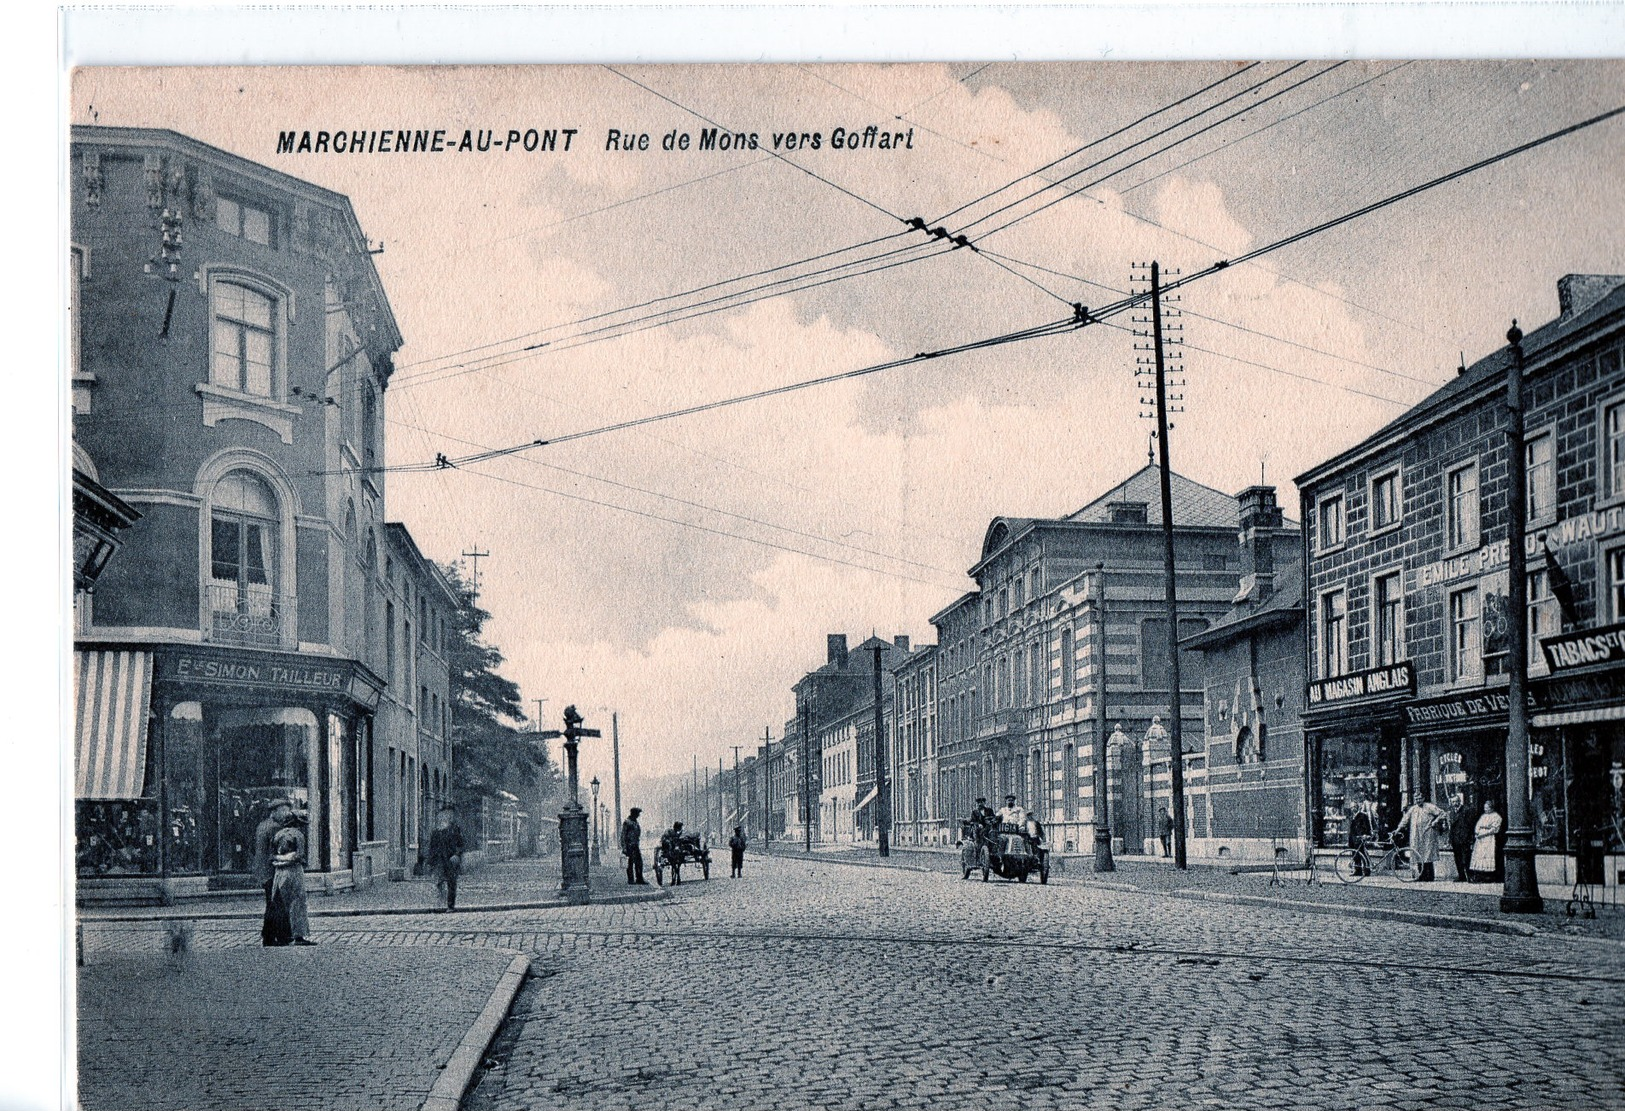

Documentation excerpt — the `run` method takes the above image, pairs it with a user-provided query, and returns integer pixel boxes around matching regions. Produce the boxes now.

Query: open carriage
[653,832,712,884]
[959,820,1049,884]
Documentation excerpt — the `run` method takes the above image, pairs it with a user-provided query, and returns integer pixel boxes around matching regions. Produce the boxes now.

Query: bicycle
[1333,836,1420,883]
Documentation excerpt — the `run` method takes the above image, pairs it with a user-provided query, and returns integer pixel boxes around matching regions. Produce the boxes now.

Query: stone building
[1181,487,1308,863]
[1297,274,1625,886]
[70,126,406,900]
[891,642,941,846]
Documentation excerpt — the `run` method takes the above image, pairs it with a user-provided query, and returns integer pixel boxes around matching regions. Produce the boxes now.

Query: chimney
[1107,501,1149,524]
[1235,486,1282,602]
[893,635,910,653]
[827,633,849,669]
[1557,274,1625,320]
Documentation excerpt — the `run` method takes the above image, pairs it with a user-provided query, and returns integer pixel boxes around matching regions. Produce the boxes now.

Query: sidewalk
[765,842,1625,942]
[79,943,527,1111]
[80,857,666,922]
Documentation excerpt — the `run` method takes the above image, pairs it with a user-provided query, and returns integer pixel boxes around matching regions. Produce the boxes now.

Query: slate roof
[1181,561,1305,651]
[1065,465,1242,530]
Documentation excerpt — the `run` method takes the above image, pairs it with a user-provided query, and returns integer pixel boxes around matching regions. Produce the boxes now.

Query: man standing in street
[253,798,292,945]
[1157,805,1174,858]
[427,805,466,911]
[621,807,647,885]
[728,825,747,878]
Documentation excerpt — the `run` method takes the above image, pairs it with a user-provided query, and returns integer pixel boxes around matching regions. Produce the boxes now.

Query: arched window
[1235,726,1259,765]
[209,470,280,642]
[1063,744,1078,820]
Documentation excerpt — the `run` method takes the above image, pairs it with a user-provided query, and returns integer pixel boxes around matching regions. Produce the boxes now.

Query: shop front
[75,643,383,902]
[1304,662,1414,849]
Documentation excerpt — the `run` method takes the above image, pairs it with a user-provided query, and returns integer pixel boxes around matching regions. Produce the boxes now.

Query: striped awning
[75,650,153,799]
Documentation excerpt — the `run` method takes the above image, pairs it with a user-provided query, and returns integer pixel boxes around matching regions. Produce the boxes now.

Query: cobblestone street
[456,855,1624,1111]
[78,854,1625,1110]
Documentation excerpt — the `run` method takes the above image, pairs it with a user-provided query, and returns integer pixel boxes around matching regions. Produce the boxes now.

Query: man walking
[253,798,292,946]
[621,807,647,885]
[427,805,466,911]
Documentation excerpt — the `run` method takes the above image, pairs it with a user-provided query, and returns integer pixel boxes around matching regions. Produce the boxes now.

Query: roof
[385,522,459,606]
[1066,465,1241,529]
[1181,562,1305,651]
[1297,277,1625,487]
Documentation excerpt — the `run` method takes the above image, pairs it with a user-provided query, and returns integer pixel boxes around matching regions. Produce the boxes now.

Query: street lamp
[590,776,602,865]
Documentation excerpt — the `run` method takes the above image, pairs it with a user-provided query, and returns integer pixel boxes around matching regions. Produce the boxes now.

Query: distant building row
[705,274,1625,888]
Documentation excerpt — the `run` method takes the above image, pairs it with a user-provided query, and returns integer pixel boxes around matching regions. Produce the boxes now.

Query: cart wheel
[1393,848,1420,882]
[1332,849,1365,884]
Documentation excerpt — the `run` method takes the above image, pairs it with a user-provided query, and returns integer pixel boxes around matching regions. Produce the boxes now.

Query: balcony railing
[208,581,292,647]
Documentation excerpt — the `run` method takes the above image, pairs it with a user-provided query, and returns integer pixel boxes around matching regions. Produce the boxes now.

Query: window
[1449,586,1482,683]
[1235,726,1258,764]
[385,600,396,684]
[1528,569,1560,667]
[1316,493,1345,551]
[217,197,273,246]
[1371,468,1401,533]
[1373,571,1404,665]
[1063,744,1077,820]
[1446,462,1480,552]
[1319,589,1348,678]
[1059,627,1074,696]
[211,282,276,397]
[1013,578,1024,610]
[997,657,1010,709]
[209,472,279,636]
[1526,431,1556,523]
[1609,548,1625,622]
[1603,393,1625,501]
[1030,567,1041,598]
[70,247,84,389]
[1029,642,1042,704]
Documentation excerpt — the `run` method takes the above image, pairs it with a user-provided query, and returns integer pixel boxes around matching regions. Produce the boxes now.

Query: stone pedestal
[559,807,590,904]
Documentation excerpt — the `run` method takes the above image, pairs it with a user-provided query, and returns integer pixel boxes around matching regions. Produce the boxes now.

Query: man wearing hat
[970,797,997,834]
[426,805,466,911]
[997,794,1028,829]
[252,798,293,941]
[620,807,647,885]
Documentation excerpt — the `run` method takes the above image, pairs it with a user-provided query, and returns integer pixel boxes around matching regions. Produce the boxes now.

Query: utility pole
[1092,563,1115,872]
[692,755,699,837]
[460,547,490,602]
[1501,322,1544,913]
[762,726,772,848]
[871,642,890,857]
[532,698,548,732]
[704,765,711,843]
[1138,260,1190,869]
[732,745,743,834]
[611,712,622,844]
[718,756,726,841]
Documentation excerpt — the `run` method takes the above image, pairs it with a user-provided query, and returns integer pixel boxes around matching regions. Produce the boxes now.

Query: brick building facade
[1298,274,1625,886]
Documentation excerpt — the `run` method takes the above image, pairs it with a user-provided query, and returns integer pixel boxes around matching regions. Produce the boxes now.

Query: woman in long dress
[1468,800,1503,883]
[271,821,316,945]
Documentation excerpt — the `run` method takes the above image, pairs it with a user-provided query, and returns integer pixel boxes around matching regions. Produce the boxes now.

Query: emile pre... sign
[1307,661,1415,707]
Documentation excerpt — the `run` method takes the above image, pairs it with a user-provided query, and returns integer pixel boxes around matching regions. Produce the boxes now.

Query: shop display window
[76,799,160,875]
[1317,737,1377,847]
[1569,726,1625,858]
[215,706,315,874]
[1530,734,1567,853]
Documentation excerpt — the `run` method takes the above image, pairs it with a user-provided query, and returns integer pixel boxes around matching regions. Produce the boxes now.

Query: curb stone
[421,953,530,1111]
[80,886,671,924]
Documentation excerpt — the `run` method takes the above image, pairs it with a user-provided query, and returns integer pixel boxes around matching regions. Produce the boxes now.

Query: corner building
[71,126,405,899]
[1298,275,1625,887]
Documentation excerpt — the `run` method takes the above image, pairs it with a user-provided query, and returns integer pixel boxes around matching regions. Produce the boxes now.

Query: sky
[71,59,1625,801]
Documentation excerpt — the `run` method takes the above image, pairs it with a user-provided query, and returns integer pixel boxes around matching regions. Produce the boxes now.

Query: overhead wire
[349,100,1625,476]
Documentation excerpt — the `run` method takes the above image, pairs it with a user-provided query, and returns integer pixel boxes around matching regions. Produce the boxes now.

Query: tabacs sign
[1307,661,1415,707]
[1541,621,1625,672]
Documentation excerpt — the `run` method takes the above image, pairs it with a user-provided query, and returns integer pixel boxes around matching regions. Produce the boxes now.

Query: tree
[441,563,556,799]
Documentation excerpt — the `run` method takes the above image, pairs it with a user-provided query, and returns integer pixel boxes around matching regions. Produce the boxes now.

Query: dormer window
[217,196,273,246]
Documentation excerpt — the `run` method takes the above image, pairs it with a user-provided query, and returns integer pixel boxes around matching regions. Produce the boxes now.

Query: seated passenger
[996,794,1027,830]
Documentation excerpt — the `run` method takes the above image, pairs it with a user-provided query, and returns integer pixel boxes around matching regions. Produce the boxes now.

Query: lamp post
[590,776,602,865]
[536,705,599,904]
